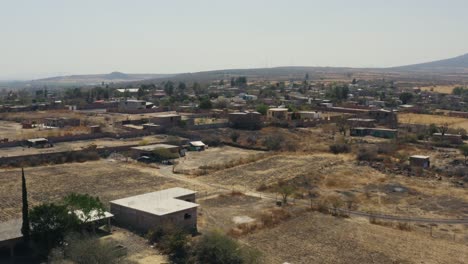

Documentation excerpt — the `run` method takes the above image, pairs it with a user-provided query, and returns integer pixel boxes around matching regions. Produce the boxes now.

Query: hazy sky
[1,0,467,80]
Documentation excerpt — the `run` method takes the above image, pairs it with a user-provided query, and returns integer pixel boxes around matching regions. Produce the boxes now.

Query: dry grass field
[175,146,264,173]
[399,113,468,130]
[420,85,459,94]
[200,153,468,219]
[244,211,468,264]
[0,120,90,141]
[0,160,212,222]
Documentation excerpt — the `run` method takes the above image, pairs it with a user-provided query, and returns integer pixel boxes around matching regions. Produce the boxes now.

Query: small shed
[409,155,430,168]
[189,141,206,151]
[26,138,52,148]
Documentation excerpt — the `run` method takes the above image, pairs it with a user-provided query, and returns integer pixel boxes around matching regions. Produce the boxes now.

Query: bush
[329,143,351,154]
[230,131,240,143]
[202,136,222,147]
[262,134,283,151]
[49,233,125,264]
[194,230,262,264]
[246,135,257,146]
[152,148,179,161]
[356,146,381,161]
[376,143,397,154]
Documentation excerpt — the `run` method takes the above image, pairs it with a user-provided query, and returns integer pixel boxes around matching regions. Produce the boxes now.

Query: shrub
[202,136,222,147]
[194,230,262,264]
[49,233,125,264]
[356,146,381,161]
[376,143,397,154]
[329,143,351,154]
[262,134,283,151]
[230,131,240,143]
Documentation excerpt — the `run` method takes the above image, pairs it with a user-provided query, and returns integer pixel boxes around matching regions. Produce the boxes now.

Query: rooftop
[74,210,113,223]
[27,138,48,143]
[410,155,430,159]
[131,144,179,151]
[153,114,181,118]
[0,219,22,243]
[110,187,198,216]
[347,118,376,122]
[190,141,206,147]
[117,88,139,93]
[268,108,288,111]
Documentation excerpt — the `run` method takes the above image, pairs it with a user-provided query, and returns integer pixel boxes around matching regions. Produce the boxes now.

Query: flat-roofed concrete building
[150,114,182,128]
[432,133,463,145]
[267,108,291,121]
[228,111,262,130]
[110,188,198,233]
[118,100,148,111]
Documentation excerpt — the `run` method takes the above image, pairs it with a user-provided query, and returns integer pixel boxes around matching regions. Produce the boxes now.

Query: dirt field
[198,194,269,232]
[244,211,468,264]
[175,146,264,172]
[399,113,468,130]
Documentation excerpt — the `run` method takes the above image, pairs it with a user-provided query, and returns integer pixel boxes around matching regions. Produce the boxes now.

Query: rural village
[0,68,467,263]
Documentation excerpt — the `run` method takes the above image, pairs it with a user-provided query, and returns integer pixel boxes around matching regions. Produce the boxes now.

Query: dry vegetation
[199,152,468,219]
[244,211,468,264]
[399,113,468,130]
[419,85,458,94]
[0,160,210,222]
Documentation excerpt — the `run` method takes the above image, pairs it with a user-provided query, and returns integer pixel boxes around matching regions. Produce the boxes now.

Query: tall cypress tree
[21,168,30,242]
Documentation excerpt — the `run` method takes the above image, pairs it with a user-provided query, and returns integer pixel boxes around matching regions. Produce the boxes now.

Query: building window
[184,213,192,220]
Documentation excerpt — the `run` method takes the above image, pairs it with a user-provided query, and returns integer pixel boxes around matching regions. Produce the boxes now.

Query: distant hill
[32,72,174,86]
[21,53,468,88]
[391,53,468,73]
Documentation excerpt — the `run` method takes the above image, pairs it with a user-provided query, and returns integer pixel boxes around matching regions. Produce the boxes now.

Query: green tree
[164,81,175,96]
[159,229,191,264]
[399,92,414,104]
[255,104,268,115]
[30,203,80,256]
[21,168,30,243]
[195,230,261,264]
[199,98,213,109]
[459,144,468,165]
[276,183,296,205]
[137,87,146,99]
[230,131,240,143]
[192,82,204,96]
[63,193,105,224]
[438,123,449,136]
